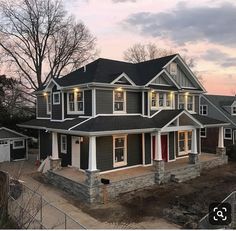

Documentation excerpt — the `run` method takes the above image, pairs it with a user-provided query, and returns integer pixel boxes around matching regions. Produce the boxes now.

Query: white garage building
[0,127,28,162]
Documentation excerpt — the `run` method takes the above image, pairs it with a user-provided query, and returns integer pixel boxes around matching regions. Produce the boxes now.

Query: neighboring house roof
[191,114,228,127]
[0,127,28,139]
[18,110,228,135]
[203,94,236,126]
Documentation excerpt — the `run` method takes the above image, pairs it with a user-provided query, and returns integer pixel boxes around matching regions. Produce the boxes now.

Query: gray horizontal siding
[96,90,113,114]
[37,95,50,118]
[52,87,62,120]
[126,92,142,114]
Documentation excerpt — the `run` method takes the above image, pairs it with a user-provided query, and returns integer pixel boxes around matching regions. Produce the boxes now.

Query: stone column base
[153,160,165,184]
[216,147,226,156]
[85,169,100,187]
[50,158,61,171]
[189,153,199,164]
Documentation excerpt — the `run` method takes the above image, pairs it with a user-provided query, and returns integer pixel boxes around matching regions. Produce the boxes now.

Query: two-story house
[19,54,228,177]
[200,94,236,154]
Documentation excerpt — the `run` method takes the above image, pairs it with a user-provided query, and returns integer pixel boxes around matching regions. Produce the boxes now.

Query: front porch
[45,152,228,203]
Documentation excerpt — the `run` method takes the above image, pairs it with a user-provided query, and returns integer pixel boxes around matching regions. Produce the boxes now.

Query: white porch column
[191,129,198,154]
[218,126,224,148]
[156,131,162,161]
[88,136,97,171]
[51,132,59,159]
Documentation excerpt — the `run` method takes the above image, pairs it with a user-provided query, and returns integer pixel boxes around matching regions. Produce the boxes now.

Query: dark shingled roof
[19,118,87,130]
[38,54,177,90]
[0,127,26,139]
[192,114,228,126]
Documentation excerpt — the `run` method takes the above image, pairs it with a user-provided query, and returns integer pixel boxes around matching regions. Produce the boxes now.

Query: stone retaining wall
[45,156,228,204]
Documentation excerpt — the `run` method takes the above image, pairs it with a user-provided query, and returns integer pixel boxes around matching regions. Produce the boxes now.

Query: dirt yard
[75,162,236,228]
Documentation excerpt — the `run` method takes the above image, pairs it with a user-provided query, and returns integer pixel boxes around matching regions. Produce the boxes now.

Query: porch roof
[18,110,229,135]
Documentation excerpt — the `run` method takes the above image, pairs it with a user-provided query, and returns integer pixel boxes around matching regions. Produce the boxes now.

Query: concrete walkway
[1,153,179,229]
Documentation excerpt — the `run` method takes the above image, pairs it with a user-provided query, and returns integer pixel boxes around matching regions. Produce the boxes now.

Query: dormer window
[67,91,84,114]
[53,92,60,105]
[113,90,126,113]
[151,91,173,110]
[170,62,177,75]
[232,106,236,115]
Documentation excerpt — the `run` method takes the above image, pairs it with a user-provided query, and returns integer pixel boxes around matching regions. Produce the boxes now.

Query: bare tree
[124,42,195,67]
[0,0,97,91]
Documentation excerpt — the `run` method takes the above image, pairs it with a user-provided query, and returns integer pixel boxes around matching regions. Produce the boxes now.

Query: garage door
[0,140,10,162]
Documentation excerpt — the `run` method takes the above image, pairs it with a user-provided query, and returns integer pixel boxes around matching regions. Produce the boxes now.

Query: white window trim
[113,135,127,168]
[53,92,61,105]
[151,92,159,110]
[224,128,232,140]
[200,128,207,138]
[61,135,67,153]
[13,139,25,149]
[46,94,51,115]
[67,91,84,114]
[178,94,195,113]
[200,105,208,115]
[232,106,236,115]
[113,90,127,114]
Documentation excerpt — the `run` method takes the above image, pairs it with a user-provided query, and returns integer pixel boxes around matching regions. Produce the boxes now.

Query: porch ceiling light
[185,92,189,96]
[116,87,123,91]
[43,92,47,96]
[74,88,79,92]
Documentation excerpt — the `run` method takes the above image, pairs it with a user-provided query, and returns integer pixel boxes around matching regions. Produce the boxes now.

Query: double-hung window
[46,94,51,114]
[67,91,84,113]
[178,95,185,109]
[224,128,232,140]
[61,135,67,153]
[151,92,158,109]
[200,105,208,115]
[53,92,60,105]
[178,131,192,156]
[187,95,194,111]
[166,93,172,107]
[200,128,207,138]
[114,90,126,113]
[232,106,236,115]
[113,136,127,167]
[159,93,164,107]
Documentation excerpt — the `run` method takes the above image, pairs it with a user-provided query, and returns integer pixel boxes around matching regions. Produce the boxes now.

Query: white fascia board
[110,72,136,86]
[203,123,231,128]
[163,54,178,68]
[44,78,61,91]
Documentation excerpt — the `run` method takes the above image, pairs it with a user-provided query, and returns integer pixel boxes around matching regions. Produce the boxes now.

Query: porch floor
[53,153,220,184]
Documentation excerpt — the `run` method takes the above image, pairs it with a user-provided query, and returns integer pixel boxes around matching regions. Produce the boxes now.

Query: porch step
[170,165,200,183]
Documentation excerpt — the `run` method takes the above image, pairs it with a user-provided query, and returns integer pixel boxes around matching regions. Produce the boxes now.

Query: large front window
[178,95,185,109]
[178,94,195,112]
[67,91,84,113]
[151,91,173,109]
[113,136,127,167]
[187,95,194,111]
[178,131,192,156]
[114,90,126,113]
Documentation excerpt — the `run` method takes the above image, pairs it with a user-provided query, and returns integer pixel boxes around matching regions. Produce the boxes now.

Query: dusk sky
[64,0,236,95]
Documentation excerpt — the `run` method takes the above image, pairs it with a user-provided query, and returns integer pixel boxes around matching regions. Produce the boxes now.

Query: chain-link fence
[8,183,86,229]
[198,191,236,229]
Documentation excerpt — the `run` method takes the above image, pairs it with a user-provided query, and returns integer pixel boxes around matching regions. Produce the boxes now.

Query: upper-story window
[151,92,158,109]
[67,90,84,114]
[200,105,208,115]
[232,106,236,115]
[113,90,126,113]
[46,94,51,114]
[170,62,177,76]
[178,94,195,112]
[187,95,194,111]
[224,128,232,140]
[151,91,173,110]
[53,92,60,105]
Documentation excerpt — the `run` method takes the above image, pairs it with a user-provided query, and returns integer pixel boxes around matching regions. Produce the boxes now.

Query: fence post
[65,213,67,229]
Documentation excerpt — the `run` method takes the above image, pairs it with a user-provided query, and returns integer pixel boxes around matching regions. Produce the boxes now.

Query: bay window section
[113,136,127,167]
[187,95,194,111]
[114,90,126,113]
[178,95,185,109]
[159,93,164,107]
[67,91,84,114]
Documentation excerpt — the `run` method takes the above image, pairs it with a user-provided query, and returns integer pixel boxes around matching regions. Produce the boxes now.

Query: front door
[71,136,80,169]
[161,135,168,162]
